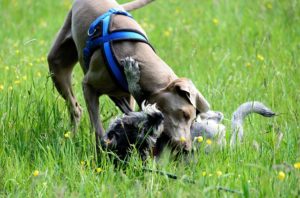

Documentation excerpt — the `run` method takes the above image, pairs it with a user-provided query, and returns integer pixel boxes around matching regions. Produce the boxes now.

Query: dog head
[101,103,164,159]
[149,78,210,151]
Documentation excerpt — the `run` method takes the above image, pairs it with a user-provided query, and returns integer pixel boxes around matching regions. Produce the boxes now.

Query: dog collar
[83,8,153,92]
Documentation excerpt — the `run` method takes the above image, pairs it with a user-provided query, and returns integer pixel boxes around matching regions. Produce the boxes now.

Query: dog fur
[101,102,164,160]
[47,0,210,153]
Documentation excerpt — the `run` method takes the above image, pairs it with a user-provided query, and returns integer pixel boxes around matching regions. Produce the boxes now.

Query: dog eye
[182,111,190,120]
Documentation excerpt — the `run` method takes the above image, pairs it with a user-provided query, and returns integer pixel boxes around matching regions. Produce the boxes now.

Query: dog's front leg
[82,80,104,148]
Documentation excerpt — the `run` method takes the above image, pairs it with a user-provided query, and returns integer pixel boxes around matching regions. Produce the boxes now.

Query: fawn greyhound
[47,0,210,153]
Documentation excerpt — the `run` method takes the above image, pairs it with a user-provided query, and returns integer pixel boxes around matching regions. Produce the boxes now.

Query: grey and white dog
[101,102,164,160]
[191,101,276,148]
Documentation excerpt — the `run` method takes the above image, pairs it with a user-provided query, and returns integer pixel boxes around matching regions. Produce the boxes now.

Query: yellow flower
[206,139,212,145]
[64,131,71,138]
[202,171,207,176]
[0,84,4,91]
[37,72,41,77]
[40,56,46,62]
[212,18,219,25]
[278,171,285,181]
[29,62,33,67]
[8,86,13,91]
[22,76,27,80]
[33,170,39,177]
[96,167,103,173]
[179,136,186,143]
[245,62,251,67]
[266,3,273,9]
[80,160,85,166]
[196,136,203,143]
[5,66,9,71]
[216,170,222,177]
[163,30,171,37]
[175,8,181,15]
[15,50,20,55]
[14,80,21,84]
[257,54,265,61]
[294,162,300,169]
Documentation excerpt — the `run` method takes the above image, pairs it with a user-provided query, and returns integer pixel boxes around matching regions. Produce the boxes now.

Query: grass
[0,0,299,197]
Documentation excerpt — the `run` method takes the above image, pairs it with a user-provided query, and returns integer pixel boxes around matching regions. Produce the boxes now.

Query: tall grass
[0,0,299,197]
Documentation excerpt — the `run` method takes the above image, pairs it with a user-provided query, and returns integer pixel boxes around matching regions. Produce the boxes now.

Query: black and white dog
[101,102,164,160]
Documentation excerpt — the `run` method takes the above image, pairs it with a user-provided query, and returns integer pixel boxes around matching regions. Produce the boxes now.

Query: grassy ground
[1,0,300,197]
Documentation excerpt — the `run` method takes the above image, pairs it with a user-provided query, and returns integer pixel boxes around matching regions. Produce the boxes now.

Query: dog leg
[122,0,155,12]
[47,10,82,130]
[82,80,104,148]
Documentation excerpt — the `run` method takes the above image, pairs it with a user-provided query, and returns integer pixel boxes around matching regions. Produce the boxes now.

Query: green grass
[1,0,300,197]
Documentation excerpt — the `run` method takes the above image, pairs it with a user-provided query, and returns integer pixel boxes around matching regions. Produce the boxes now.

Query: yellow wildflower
[37,72,42,77]
[245,62,251,67]
[22,76,27,80]
[14,80,21,84]
[278,171,285,181]
[202,171,207,176]
[212,18,219,25]
[96,167,103,173]
[196,136,203,143]
[8,86,13,91]
[0,84,4,91]
[64,131,71,138]
[216,170,222,177]
[29,62,33,67]
[80,161,85,166]
[266,3,272,9]
[206,139,212,145]
[294,162,300,169]
[175,8,181,15]
[179,136,186,143]
[33,170,39,177]
[257,54,264,61]
[5,66,9,71]
[163,30,171,37]
[15,50,20,55]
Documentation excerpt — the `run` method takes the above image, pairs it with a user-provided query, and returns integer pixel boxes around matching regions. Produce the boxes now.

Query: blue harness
[83,9,152,91]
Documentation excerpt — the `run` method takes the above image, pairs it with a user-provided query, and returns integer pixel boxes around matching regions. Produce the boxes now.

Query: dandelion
[206,139,212,145]
[212,18,219,25]
[96,167,103,173]
[278,171,285,181]
[22,76,27,80]
[202,171,207,176]
[80,161,85,166]
[29,62,33,67]
[245,62,251,67]
[15,50,20,55]
[14,80,21,85]
[33,170,39,177]
[5,66,9,71]
[216,170,222,177]
[64,131,71,138]
[37,72,42,77]
[195,136,203,143]
[257,54,264,61]
[266,3,273,10]
[0,84,4,91]
[163,30,171,37]
[40,56,46,62]
[294,162,300,169]
[179,136,186,143]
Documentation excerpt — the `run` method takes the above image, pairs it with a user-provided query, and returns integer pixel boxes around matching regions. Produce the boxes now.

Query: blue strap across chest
[83,9,151,92]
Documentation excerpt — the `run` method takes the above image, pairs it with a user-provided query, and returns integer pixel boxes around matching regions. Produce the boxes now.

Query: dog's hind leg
[47,10,82,130]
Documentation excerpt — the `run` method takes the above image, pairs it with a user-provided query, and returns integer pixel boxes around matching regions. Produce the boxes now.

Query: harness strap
[83,8,152,92]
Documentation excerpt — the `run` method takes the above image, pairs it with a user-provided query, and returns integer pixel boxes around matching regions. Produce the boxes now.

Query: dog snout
[174,136,192,151]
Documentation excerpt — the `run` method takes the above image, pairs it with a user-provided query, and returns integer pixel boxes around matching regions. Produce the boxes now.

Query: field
[0,0,300,197]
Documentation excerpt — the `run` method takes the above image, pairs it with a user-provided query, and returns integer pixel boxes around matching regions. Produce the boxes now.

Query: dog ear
[171,78,210,113]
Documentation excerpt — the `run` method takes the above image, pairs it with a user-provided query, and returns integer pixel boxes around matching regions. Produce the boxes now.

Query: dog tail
[229,101,276,148]
[121,0,155,12]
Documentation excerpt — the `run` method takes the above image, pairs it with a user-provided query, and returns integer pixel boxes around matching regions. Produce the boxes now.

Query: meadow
[0,0,299,197]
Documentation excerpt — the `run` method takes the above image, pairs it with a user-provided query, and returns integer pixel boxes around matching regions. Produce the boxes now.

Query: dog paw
[122,57,140,77]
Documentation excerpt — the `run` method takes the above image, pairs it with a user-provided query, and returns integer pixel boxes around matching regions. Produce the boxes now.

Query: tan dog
[47,0,210,152]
